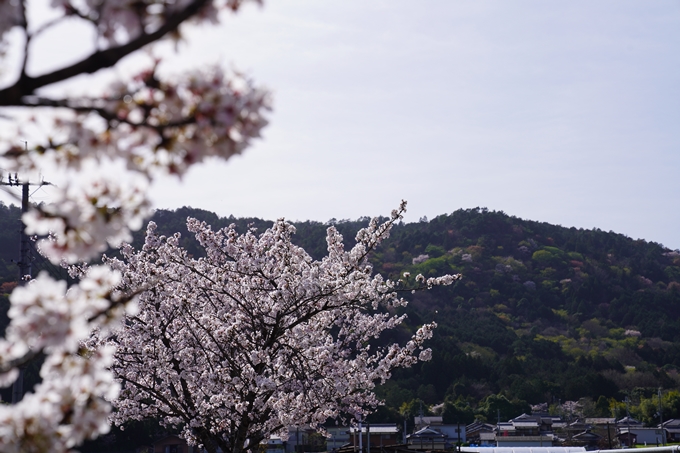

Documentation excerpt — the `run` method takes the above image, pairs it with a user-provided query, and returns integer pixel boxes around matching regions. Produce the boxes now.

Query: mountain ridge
[1,202,679,424]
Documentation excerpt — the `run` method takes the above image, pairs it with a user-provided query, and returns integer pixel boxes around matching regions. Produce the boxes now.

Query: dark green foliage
[442,398,475,424]
[477,394,531,422]
[79,418,168,453]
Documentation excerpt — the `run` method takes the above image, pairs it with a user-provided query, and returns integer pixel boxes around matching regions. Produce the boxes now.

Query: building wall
[153,435,191,453]
[630,429,665,445]
[435,425,466,443]
[351,433,400,449]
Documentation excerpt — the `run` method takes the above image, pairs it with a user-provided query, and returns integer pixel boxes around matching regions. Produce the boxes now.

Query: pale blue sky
[3,1,680,249]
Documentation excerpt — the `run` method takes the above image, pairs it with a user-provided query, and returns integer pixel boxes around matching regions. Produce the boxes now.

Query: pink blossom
[106,205,459,453]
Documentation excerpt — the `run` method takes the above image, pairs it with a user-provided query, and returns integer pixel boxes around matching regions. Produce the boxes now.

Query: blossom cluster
[0,267,133,453]
[8,65,270,177]
[23,171,151,264]
[105,204,460,453]
[4,64,269,262]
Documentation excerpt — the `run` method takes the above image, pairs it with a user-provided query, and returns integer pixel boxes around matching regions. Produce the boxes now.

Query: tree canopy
[105,203,458,453]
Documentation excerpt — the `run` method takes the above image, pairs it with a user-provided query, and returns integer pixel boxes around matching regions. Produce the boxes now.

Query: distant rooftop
[349,425,399,434]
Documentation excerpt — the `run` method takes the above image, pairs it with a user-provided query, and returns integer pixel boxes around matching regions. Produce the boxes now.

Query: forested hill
[114,206,680,425]
[2,203,680,424]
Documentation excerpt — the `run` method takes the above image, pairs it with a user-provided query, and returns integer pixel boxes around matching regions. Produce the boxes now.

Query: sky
[2,1,680,249]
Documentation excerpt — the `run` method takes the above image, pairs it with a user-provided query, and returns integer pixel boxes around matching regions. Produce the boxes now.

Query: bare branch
[20,95,196,130]
[0,0,210,105]
[19,0,29,78]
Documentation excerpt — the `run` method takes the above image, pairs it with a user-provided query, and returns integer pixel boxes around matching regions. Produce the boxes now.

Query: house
[407,427,447,451]
[660,419,680,443]
[613,414,666,446]
[152,435,193,453]
[414,416,443,430]
[615,430,637,447]
[617,427,665,446]
[615,416,643,428]
[494,414,556,447]
[348,424,401,451]
[556,419,593,446]
[285,426,327,453]
[584,418,615,427]
[512,413,557,433]
[581,419,616,449]
[563,419,590,439]
[435,424,466,444]
[570,430,603,449]
[411,416,465,444]
[465,421,495,446]
[266,437,286,453]
[326,426,351,452]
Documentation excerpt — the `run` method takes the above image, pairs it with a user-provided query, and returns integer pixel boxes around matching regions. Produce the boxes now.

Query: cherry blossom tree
[104,201,460,453]
[0,0,269,451]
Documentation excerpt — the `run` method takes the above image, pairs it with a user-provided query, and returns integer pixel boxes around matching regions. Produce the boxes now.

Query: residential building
[411,416,465,444]
[151,435,193,453]
[617,427,665,446]
[348,424,401,451]
[660,419,680,443]
[495,414,556,447]
[615,416,643,429]
[414,416,444,430]
[407,427,447,451]
[266,437,286,453]
[465,421,495,446]
[570,430,603,449]
[326,426,351,452]
[285,426,326,453]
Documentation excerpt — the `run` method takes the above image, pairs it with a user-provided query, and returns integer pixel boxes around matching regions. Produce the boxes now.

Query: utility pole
[0,164,51,403]
[625,396,632,447]
[366,423,370,453]
[0,171,52,283]
[496,409,500,447]
[659,388,666,446]
[19,181,30,282]
[358,416,363,453]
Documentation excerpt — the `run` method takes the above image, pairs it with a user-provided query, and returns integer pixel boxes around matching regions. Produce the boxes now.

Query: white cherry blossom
[0,267,128,453]
[106,202,460,453]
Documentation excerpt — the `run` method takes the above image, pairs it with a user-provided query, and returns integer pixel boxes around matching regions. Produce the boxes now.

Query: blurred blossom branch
[0,0,268,451]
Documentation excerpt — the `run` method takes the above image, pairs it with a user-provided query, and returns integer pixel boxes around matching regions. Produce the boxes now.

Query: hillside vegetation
[2,203,680,426]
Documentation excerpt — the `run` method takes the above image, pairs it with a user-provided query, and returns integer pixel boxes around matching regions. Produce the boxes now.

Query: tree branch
[19,0,30,78]
[20,95,196,130]
[0,0,210,105]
